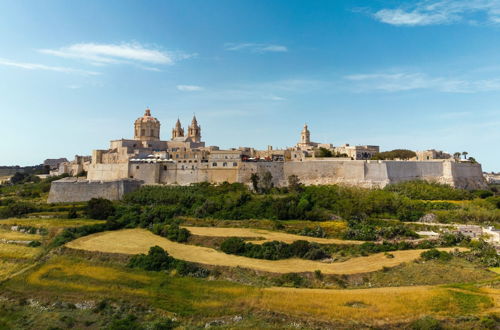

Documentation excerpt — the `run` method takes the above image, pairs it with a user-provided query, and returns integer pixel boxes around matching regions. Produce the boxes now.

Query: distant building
[43,158,69,170]
[457,225,483,238]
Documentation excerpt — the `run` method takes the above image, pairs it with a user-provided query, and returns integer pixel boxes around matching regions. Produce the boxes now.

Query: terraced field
[183,226,362,245]
[66,229,466,275]
[0,228,41,241]
[0,218,105,228]
[15,256,498,325]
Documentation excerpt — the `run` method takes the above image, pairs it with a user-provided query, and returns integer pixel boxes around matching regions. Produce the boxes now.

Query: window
[141,129,145,136]
[233,162,237,167]
[136,165,139,169]
[163,166,167,170]
[223,162,228,167]
[176,154,179,158]
[212,162,217,167]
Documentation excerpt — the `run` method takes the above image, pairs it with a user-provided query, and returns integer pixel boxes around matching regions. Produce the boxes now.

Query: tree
[85,198,115,220]
[371,149,416,160]
[468,157,477,164]
[462,151,468,160]
[453,152,461,160]
[250,173,259,193]
[315,147,333,158]
[260,171,274,193]
[288,175,303,193]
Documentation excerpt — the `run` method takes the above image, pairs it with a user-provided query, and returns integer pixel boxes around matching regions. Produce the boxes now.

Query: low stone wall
[47,178,143,203]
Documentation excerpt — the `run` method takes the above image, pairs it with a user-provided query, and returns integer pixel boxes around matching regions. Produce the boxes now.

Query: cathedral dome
[135,109,160,124]
[134,108,161,141]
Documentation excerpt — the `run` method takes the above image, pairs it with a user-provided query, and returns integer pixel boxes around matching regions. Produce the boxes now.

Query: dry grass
[0,242,41,259]
[0,260,27,281]
[66,229,465,275]
[21,255,497,324]
[259,285,492,324]
[26,258,152,295]
[0,218,105,228]
[0,228,41,241]
[182,226,361,245]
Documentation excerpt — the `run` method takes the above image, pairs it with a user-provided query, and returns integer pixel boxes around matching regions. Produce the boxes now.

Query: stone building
[48,108,488,203]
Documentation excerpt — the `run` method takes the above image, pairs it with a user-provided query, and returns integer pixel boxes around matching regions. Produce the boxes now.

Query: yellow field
[0,228,41,241]
[262,286,466,323]
[0,260,27,281]
[21,256,498,324]
[0,242,41,259]
[489,267,500,274]
[0,218,105,228]
[66,229,465,275]
[183,226,362,245]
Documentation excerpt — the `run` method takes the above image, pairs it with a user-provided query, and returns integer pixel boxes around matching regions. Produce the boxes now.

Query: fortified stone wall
[47,178,143,203]
[87,163,129,181]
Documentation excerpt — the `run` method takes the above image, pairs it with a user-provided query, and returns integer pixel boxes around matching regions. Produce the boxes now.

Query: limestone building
[48,108,487,203]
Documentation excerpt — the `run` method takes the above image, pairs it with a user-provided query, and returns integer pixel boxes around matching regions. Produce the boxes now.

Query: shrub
[299,226,326,238]
[0,202,37,218]
[221,238,328,260]
[274,273,307,287]
[420,248,452,261]
[411,316,442,330]
[28,240,41,247]
[85,198,115,220]
[128,246,209,277]
[220,237,247,255]
[67,208,78,219]
[128,246,175,271]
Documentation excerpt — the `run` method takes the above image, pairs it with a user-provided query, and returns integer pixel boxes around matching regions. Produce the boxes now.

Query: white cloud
[0,57,100,75]
[40,42,193,66]
[345,71,500,93]
[373,0,500,26]
[224,43,288,53]
[177,85,204,92]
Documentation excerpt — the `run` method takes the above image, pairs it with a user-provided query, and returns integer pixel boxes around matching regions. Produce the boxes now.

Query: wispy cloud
[40,42,194,66]
[224,43,288,53]
[345,72,500,93]
[177,84,204,92]
[0,57,100,75]
[373,0,500,26]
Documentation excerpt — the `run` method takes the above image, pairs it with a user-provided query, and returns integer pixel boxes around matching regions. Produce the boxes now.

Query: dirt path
[66,229,465,275]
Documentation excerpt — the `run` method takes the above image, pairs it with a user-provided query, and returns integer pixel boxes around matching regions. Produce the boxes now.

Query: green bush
[85,198,115,220]
[385,180,471,200]
[220,238,328,260]
[128,246,209,277]
[420,248,452,261]
[410,316,442,330]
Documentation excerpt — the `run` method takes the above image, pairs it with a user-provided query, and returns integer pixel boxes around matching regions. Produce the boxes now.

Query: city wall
[49,159,486,203]
[47,177,143,203]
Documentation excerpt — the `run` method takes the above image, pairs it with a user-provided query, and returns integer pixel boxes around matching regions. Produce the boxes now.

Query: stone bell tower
[187,115,201,142]
[171,119,185,139]
[300,124,310,145]
[134,108,160,141]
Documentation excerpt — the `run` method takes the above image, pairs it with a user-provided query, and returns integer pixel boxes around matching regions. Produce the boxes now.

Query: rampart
[50,159,486,203]
[47,177,143,203]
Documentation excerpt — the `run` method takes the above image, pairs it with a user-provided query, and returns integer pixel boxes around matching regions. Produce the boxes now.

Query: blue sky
[0,0,499,171]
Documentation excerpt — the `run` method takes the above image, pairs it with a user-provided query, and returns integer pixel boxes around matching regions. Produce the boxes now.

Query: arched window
[223,162,227,167]
[141,129,145,136]
[212,162,217,167]
[233,162,237,167]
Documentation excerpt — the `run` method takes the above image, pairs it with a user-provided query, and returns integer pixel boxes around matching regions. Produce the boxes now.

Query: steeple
[300,123,310,144]
[188,115,201,142]
[172,118,185,139]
